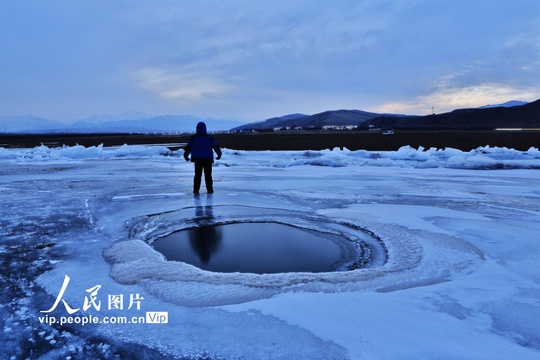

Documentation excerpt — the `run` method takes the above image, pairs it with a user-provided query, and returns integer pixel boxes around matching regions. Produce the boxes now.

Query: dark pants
[193,161,213,193]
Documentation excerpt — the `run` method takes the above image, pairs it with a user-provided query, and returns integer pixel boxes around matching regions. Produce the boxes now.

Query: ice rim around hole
[103,205,484,306]
[105,205,389,277]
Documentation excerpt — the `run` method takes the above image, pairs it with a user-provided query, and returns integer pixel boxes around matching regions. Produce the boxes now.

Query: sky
[1,0,539,123]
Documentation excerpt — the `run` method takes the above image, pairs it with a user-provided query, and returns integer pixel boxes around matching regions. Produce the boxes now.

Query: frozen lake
[1,144,539,359]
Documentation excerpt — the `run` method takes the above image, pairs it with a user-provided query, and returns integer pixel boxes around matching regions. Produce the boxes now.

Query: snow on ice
[0,144,539,359]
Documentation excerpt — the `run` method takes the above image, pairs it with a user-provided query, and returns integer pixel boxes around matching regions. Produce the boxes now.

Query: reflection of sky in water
[152,222,358,274]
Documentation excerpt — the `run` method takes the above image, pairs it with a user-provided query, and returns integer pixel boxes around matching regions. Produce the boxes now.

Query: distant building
[322,125,358,130]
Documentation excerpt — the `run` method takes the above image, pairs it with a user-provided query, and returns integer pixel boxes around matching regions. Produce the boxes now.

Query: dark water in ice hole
[151,222,361,274]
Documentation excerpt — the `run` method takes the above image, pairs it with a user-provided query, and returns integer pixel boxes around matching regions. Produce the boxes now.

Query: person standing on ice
[184,122,222,195]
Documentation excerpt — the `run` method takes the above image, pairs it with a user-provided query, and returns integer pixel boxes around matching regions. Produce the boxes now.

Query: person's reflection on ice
[190,195,222,264]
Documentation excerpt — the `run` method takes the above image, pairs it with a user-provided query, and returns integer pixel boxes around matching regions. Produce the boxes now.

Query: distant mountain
[70,112,155,127]
[232,109,400,131]
[69,115,246,133]
[3,99,537,134]
[232,113,309,131]
[232,99,538,132]
[479,100,528,109]
[0,116,67,133]
[0,114,247,134]
[368,99,540,130]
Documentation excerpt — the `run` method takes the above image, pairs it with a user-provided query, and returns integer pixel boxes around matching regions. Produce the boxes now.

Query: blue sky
[1,0,539,122]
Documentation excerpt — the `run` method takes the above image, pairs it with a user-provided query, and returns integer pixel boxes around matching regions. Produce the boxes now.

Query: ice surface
[1,144,539,359]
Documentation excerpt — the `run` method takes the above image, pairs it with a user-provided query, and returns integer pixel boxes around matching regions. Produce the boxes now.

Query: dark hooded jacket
[184,122,222,162]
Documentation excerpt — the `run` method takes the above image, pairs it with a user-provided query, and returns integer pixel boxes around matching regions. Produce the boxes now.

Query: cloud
[376,82,539,115]
[2,0,540,120]
[132,66,235,102]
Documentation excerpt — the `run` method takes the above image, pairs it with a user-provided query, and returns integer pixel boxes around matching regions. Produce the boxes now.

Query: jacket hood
[196,122,207,134]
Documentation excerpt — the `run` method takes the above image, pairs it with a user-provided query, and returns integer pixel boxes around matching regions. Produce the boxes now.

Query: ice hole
[151,222,365,274]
